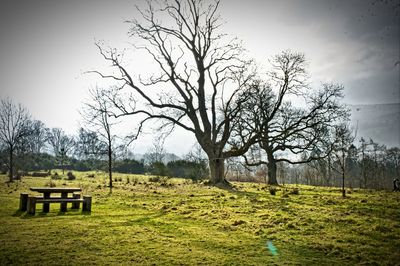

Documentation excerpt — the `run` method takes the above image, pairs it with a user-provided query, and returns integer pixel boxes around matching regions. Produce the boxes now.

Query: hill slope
[0,173,399,265]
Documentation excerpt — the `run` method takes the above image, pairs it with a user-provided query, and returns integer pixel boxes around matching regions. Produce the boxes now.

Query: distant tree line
[0,96,398,190]
[225,135,400,191]
[0,99,207,182]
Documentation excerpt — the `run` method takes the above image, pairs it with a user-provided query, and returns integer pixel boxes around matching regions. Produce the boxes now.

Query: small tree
[144,136,168,176]
[25,120,49,154]
[0,98,32,182]
[81,87,121,188]
[332,123,356,197]
[47,128,75,174]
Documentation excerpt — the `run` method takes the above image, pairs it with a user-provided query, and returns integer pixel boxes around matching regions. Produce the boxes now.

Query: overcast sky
[0,0,399,154]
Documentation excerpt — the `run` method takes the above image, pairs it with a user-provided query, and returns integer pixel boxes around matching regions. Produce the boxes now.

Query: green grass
[1,172,399,265]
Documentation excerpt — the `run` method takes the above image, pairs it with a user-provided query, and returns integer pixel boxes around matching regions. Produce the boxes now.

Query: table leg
[43,192,50,213]
[71,193,81,209]
[60,192,67,212]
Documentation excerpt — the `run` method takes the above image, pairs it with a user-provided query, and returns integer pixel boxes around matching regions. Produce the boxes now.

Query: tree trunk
[342,170,346,197]
[9,147,13,182]
[267,156,278,185]
[342,148,346,197]
[208,157,227,185]
[61,154,65,175]
[327,156,332,186]
[108,145,113,188]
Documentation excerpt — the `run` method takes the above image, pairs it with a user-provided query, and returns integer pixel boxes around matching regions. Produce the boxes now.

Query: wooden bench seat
[35,198,84,203]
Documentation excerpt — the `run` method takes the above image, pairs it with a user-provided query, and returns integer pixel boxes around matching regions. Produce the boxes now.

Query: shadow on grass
[12,210,25,217]
[130,212,165,224]
[14,208,91,219]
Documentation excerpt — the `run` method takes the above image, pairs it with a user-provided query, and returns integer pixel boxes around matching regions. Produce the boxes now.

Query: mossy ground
[0,171,399,265]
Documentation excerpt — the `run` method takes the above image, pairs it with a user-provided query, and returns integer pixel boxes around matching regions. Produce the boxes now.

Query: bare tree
[144,135,166,165]
[47,128,75,174]
[75,127,107,160]
[235,51,349,185]
[26,120,49,154]
[331,123,356,197]
[91,0,257,185]
[386,147,400,181]
[81,87,119,188]
[0,98,32,182]
[358,137,371,188]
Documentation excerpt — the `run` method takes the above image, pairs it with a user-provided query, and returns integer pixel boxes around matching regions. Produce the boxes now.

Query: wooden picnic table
[30,187,82,212]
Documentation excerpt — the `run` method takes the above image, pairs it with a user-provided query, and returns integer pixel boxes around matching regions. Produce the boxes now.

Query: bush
[45,180,56,187]
[149,176,161,183]
[113,159,145,174]
[131,177,139,185]
[31,172,50,177]
[290,188,300,195]
[51,172,61,180]
[149,176,169,185]
[167,160,208,180]
[67,171,76,180]
[147,161,168,176]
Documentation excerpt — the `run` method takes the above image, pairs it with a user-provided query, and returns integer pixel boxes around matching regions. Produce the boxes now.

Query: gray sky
[0,0,399,154]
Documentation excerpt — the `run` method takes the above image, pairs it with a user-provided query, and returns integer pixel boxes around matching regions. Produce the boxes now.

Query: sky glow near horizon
[0,0,399,155]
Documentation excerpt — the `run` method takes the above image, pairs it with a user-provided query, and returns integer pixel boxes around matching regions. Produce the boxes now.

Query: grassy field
[0,171,399,265]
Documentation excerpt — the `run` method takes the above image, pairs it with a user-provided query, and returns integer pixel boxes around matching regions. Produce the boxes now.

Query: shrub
[167,160,208,180]
[149,176,161,183]
[148,176,169,185]
[45,180,56,187]
[113,159,145,174]
[31,172,49,177]
[67,171,76,180]
[13,173,22,180]
[131,177,139,185]
[147,161,168,177]
[51,172,61,180]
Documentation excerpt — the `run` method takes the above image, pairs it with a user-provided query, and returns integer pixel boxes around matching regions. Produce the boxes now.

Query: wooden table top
[30,187,82,193]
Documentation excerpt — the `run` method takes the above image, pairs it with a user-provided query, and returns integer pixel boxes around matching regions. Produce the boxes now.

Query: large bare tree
[0,98,32,182]
[234,51,349,185]
[92,0,257,185]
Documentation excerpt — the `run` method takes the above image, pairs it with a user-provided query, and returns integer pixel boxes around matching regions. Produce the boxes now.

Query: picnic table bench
[19,187,92,215]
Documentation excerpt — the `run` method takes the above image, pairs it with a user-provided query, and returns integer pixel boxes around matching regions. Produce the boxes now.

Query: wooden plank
[60,192,68,212]
[43,192,50,213]
[36,199,84,203]
[30,187,82,193]
[28,196,37,215]
[71,193,81,209]
[82,196,92,212]
[33,196,78,200]
[19,193,29,211]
